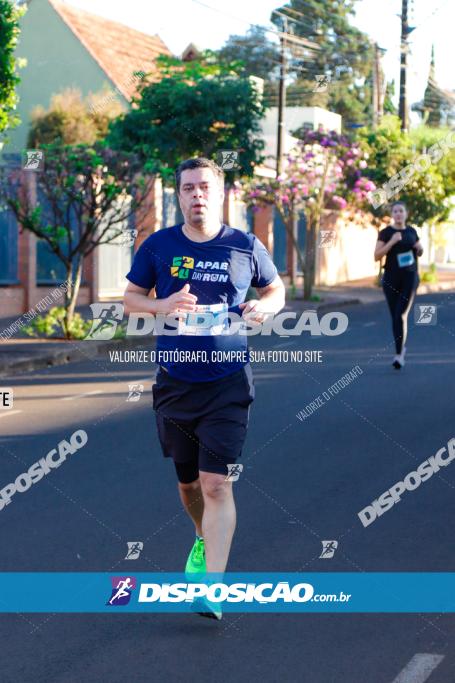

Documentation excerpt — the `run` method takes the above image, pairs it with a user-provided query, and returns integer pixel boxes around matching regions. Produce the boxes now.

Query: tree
[216,26,280,83]
[107,54,267,183]
[383,80,397,115]
[359,115,450,226]
[0,144,155,337]
[408,125,455,257]
[0,0,24,140]
[270,0,374,127]
[240,129,374,298]
[28,87,125,147]
[409,125,455,199]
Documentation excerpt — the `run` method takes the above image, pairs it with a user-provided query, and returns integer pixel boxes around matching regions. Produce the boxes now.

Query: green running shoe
[185,537,206,578]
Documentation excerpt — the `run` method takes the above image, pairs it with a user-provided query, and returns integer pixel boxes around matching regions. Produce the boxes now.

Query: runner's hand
[239,299,269,324]
[391,232,402,244]
[158,284,198,315]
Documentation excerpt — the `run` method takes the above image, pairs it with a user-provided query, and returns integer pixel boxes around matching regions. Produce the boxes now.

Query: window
[162,188,183,228]
[36,191,78,284]
[0,205,19,284]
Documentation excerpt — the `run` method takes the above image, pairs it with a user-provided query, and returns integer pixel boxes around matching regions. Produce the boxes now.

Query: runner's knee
[199,472,231,500]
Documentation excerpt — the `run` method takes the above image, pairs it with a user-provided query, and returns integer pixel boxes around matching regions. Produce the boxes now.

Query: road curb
[0,337,150,378]
[316,298,362,312]
[2,280,454,377]
[417,280,455,295]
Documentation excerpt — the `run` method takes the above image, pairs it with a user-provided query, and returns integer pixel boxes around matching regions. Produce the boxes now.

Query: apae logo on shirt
[170,257,229,283]
[171,256,194,279]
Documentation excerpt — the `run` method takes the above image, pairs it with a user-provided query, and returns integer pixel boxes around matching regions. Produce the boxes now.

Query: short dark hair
[391,200,407,210]
[175,157,224,193]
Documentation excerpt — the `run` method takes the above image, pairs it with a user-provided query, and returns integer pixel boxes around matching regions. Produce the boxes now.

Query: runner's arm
[124,282,198,316]
[240,274,285,321]
[123,282,164,315]
[414,240,424,257]
[374,237,399,261]
[255,274,286,313]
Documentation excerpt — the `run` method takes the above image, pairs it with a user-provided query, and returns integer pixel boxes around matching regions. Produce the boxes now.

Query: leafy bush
[421,263,438,283]
[23,307,92,340]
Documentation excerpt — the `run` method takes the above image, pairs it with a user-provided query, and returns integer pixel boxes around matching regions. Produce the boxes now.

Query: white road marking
[0,410,22,418]
[391,654,444,683]
[62,390,103,401]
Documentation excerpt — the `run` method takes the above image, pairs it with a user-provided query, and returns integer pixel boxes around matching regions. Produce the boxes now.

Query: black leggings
[382,271,418,354]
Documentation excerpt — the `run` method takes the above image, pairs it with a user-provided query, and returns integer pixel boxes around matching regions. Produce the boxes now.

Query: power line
[190,0,316,48]
[412,0,451,32]
[191,0,367,56]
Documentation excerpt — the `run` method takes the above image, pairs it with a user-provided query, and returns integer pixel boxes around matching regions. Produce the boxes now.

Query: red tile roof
[48,0,172,99]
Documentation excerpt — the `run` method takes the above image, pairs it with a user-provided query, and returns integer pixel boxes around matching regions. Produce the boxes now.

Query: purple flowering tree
[239,129,375,299]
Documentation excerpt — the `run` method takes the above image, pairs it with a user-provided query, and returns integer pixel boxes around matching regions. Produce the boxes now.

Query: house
[252,103,344,281]
[259,105,342,169]
[0,0,171,316]
[412,46,455,127]
[5,0,172,152]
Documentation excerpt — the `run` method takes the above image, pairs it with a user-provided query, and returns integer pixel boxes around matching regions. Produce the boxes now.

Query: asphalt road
[1,291,455,683]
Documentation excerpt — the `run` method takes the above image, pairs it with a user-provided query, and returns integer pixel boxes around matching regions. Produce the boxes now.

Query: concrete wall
[316,211,382,286]
[1,176,382,318]
[260,107,342,139]
[2,225,92,318]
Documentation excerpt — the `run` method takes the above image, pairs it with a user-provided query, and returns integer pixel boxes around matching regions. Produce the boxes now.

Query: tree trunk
[64,258,83,339]
[282,210,306,283]
[304,216,316,300]
[304,151,330,300]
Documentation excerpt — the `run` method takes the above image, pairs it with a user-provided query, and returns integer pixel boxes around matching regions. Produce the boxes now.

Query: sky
[56,0,454,123]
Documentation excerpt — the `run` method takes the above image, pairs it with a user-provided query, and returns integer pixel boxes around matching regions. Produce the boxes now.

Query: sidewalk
[2,270,455,377]
[313,268,455,309]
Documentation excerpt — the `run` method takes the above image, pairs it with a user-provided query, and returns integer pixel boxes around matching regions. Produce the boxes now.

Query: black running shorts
[152,363,255,479]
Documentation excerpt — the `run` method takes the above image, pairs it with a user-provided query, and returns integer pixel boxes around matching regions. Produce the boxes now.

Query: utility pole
[398,0,409,131]
[372,42,386,127]
[273,11,319,177]
[378,48,385,120]
[372,43,379,128]
[276,15,287,178]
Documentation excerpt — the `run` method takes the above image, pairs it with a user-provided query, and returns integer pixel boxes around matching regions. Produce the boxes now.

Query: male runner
[124,157,285,619]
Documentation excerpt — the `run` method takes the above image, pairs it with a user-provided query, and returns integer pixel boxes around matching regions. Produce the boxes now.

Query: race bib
[397,250,415,268]
[178,303,229,336]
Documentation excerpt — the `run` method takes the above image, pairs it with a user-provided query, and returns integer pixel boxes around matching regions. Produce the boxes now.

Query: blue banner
[1,573,455,613]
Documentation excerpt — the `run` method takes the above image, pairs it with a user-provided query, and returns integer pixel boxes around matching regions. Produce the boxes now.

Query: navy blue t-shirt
[126,223,278,382]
